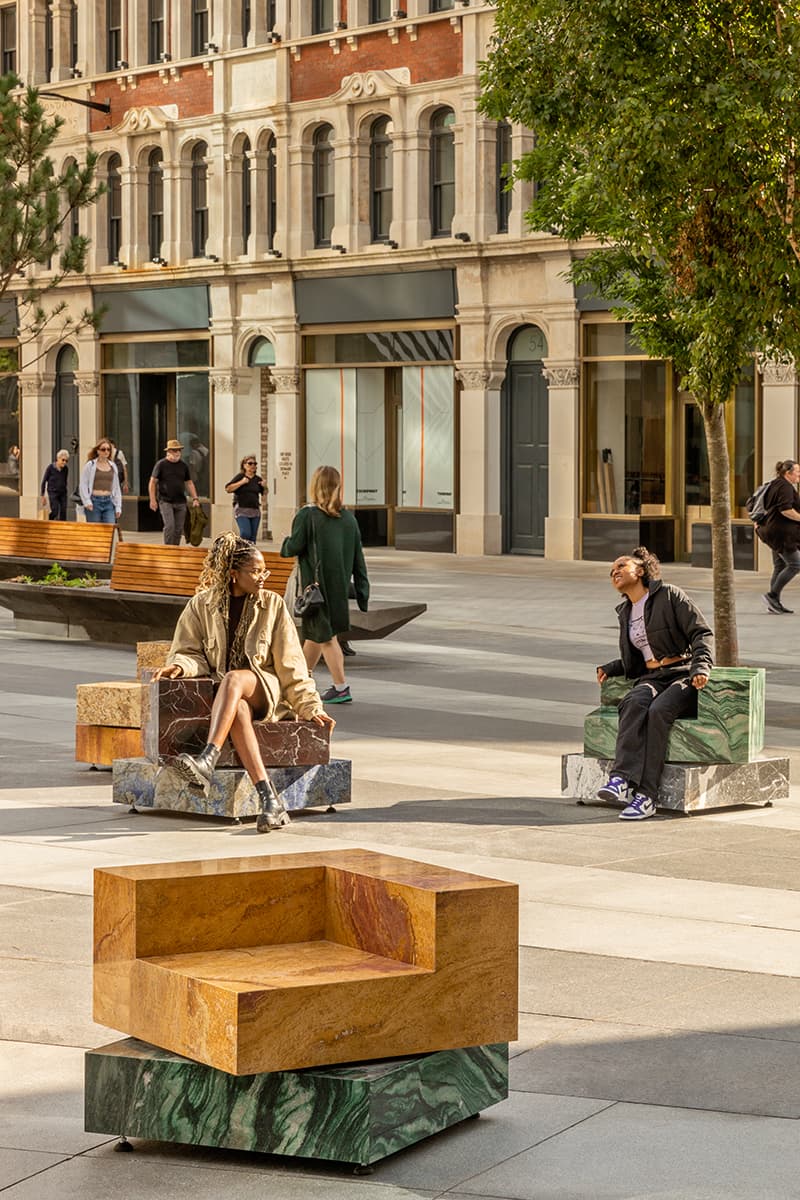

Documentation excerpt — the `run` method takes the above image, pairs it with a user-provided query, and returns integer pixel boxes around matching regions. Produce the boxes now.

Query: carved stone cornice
[270,369,301,393]
[759,357,797,385]
[17,374,44,398]
[209,370,246,395]
[117,104,178,134]
[337,68,410,101]
[74,372,101,395]
[455,365,505,390]
[542,363,579,388]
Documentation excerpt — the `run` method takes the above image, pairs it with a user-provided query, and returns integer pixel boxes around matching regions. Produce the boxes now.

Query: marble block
[136,640,172,678]
[562,752,789,814]
[75,725,144,766]
[76,682,145,729]
[142,677,331,765]
[112,756,352,818]
[590,666,765,764]
[85,1038,509,1167]
[93,850,519,1075]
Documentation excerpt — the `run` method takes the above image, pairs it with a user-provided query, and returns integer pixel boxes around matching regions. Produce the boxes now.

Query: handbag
[293,509,325,618]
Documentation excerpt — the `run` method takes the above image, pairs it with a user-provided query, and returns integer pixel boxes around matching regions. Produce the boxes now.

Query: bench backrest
[110,542,295,597]
[0,517,117,564]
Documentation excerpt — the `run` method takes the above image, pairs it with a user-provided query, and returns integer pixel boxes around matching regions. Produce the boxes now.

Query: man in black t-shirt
[149,438,201,545]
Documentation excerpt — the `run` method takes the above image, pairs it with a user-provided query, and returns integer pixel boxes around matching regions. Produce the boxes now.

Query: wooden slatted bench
[0,517,118,580]
[109,543,294,598]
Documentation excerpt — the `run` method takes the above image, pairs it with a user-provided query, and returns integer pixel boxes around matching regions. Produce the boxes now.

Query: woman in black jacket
[225,454,264,543]
[757,459,800,614]
[596,546,713,821]
[40,450,70,520]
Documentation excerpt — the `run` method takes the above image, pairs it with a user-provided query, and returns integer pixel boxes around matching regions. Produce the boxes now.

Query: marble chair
[93,849,519,1076]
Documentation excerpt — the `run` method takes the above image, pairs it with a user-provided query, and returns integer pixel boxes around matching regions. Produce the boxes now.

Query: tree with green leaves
[480,0,800,664]
[0,73,102,350]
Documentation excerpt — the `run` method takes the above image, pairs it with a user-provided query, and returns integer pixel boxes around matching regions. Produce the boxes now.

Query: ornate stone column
[269,368,302,545]
[74,371,101,470]
[209,369,247,537]
[758,357,799,572]
[454,364,505,555]
[542,361,580,560]
[17,374,50,519]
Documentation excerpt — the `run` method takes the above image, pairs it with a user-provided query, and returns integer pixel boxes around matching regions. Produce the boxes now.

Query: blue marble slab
[562,752,788,813]
[112,757,351,818]
[588,666,766,764]
[85,1037,508,1167]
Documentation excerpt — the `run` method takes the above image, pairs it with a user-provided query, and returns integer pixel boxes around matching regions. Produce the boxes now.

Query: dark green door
[508,361,548,554]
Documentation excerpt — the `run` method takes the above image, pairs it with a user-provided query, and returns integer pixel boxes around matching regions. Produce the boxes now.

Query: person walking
[40,450,70,520]
[280,465,369,705]
[225,454,264,542]
[148,438,201,545]
[757,459,800,614]
[109,440,130,494]
[596,546,713,821]
[79,439,122,524]
[152,532,334,832]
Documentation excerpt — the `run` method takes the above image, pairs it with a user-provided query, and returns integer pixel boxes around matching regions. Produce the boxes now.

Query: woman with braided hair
[153,532,333,831]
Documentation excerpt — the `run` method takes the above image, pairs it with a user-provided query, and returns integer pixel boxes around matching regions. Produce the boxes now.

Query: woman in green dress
[281,465,369,704]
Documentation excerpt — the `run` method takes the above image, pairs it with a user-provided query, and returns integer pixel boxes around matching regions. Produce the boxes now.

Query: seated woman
[596,546,713,821]
[153,532,334,831]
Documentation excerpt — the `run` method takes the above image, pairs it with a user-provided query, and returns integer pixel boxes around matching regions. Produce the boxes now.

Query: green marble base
[588,666,766,764]
[85,1038,509,1167]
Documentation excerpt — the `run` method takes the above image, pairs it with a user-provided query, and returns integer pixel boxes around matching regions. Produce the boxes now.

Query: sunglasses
[244,459,257,465]
[98,445,111,451]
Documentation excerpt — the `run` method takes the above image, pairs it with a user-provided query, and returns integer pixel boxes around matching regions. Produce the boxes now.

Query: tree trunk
[700,398,738,665]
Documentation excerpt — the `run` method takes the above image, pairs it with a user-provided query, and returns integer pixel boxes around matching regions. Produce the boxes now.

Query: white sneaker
[619,792,657,820]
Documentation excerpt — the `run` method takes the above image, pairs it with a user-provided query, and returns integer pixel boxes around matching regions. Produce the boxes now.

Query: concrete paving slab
[0,959,119,1046]
[453,1102,800,1200]
[0,1042,113,1154]
[0,1150,68,1190]
[510,1019,800,1116]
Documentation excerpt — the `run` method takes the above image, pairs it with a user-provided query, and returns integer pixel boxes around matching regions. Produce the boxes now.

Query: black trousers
[612,667,697,799]
[48,494,67,520]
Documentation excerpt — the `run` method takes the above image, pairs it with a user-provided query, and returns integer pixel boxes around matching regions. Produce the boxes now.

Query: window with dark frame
[266,0,276,30]
[369,0,391,21]
[0,4,17,75]
[312,0,333,35]
[107,154,122,264]
[496,120,512,233]
[45,3,54,79]
[192,0,209,55]
[242,0,251,41]
[241,137,252,253]
[106,0,122,70]
[148,148,164,260]
[265,133,277,250]
[430,107,455,238]
[70,1,78,69]
[191,142,208,257]
[430,0,454,10]
[148,0,165,62]
[313,125,334,247]
[370,116,393,242]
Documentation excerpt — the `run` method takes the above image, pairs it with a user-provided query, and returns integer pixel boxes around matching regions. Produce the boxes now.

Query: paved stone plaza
[3,551,800,1199]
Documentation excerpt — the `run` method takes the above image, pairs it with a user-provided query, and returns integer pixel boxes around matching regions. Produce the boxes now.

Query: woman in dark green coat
[281,465,369,704]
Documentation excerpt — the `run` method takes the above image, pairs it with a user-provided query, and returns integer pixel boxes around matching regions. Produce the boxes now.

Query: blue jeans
[236,513,261,543]
[86,495,117,524]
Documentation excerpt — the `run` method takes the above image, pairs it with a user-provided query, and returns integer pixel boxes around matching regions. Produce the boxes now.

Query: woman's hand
[311,711,336,730]
[84,502,93,511]
[152,664,183,681]
[692,674,709,690]
[597,667,608,684]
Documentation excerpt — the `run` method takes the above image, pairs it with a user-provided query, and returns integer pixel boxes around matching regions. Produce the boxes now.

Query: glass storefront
[0,346,19,514]
[302,327,456,548]
[102,337,211,523]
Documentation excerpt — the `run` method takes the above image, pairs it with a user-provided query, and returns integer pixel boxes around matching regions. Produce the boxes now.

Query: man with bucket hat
[149,438,201,545]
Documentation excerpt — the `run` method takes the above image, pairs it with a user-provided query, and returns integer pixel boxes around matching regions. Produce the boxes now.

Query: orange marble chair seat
[94,849,518,1076]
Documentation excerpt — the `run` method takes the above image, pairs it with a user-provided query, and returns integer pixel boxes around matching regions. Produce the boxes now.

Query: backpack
[745,480,771,525]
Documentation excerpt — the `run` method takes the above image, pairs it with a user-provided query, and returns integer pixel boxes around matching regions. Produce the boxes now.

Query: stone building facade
[0,0,795,567]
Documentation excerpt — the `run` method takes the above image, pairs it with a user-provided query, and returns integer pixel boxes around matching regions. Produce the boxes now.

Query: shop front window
[583,323,667,515]
[305,369,386,506]
[398,365,454,509]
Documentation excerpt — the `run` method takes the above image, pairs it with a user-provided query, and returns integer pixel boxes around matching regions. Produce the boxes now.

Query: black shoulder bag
[293,509,325,617]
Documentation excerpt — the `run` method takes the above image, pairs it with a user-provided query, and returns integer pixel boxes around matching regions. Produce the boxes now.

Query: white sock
[336,681,348,691]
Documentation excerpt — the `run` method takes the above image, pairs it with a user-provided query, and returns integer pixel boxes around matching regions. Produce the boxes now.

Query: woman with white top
[79,438,122,524]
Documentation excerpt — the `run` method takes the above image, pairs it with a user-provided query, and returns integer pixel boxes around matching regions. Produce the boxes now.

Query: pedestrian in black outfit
[596,547,713,821]
[148,438,201,545]
[757,459,800,614]
[40,450,69,520]
[226,454,264,542]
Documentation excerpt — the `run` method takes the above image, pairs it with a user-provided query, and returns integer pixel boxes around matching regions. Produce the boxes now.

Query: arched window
[313,125,334,248]
[64,158,80,241]
[265,133,277,251]
[148,148,164,261]
[248,337,275,366]
[107,154,122,264]
[430,108,455,238]
[54,346,79,465]
[191,142,208,257]
[496,120,512,234]
[370,117,392,243]
[241,136,252,253]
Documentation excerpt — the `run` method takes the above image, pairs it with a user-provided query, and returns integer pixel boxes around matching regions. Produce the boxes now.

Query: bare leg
[303,640,323,673]
[228,697,267,785]
[206,670,267,751]
[319,638,346,687]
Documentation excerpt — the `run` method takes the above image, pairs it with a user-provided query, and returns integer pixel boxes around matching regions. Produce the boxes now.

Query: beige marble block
[76,682,146,729]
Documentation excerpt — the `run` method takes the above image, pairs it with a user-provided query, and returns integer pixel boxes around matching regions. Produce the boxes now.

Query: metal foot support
[115,1137,134,1153]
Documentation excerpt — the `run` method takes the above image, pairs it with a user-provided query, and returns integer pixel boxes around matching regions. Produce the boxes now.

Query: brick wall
[89,66,214,133]
[290,21,462,103]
